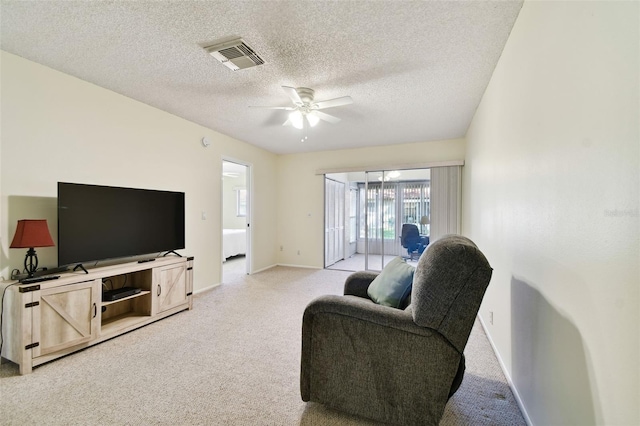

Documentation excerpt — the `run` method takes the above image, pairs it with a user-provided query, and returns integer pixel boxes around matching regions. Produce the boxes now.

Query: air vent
[203,38,265,71]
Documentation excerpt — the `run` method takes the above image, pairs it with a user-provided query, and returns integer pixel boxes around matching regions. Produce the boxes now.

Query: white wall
[277,139,465,267]
[0,51,278,291]
[463,2,639,425]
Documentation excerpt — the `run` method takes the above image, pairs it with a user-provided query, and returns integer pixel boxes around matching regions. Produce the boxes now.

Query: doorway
[222,159,251,282]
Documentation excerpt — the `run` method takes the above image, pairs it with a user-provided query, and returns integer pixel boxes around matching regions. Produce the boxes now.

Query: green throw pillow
[367,257,415,308]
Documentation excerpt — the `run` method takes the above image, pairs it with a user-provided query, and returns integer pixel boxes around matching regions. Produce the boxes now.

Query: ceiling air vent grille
[204,38,265,71]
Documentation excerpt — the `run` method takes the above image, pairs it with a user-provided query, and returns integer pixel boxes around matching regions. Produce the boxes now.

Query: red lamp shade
[10,219,55,249]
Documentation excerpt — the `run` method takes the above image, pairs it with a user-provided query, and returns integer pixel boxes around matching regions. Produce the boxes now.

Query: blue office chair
[401,224,428,261]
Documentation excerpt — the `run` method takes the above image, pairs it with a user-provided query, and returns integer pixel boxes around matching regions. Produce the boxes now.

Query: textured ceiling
[0,1,523,155]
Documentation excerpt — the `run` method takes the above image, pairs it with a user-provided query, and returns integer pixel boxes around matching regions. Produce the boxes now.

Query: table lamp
[420,215,430,234]
[10,219,55,278]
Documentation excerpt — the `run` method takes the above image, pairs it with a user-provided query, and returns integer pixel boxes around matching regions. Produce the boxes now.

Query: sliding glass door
[359,170,430,271]
[325,166,459,273]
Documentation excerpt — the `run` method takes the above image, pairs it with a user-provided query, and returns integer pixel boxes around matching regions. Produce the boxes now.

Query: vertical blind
[429,166,461,242]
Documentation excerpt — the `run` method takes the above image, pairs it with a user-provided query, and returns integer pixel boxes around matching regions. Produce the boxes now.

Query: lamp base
[24,248,39,278]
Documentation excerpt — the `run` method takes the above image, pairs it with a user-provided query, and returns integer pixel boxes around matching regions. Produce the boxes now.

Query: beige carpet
[0,266,525,425]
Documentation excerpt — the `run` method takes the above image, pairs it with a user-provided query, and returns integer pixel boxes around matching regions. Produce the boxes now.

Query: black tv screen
[58,182,185,266]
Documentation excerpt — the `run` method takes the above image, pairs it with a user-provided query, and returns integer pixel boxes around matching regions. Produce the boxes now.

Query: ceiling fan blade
[314,96,353,110]
[249,105,294,110]
[282,118,292,126]
[282,86,303,105]
[314,111,341,124]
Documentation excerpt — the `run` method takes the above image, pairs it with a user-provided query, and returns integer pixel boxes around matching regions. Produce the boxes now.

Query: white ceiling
[0,1,523,155]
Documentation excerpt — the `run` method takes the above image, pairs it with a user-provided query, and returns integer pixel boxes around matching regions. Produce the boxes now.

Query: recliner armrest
[303,295,438,338]
[343,271,379,299]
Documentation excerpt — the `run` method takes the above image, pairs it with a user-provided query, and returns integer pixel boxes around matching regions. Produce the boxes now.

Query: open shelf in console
[100,269,152,335]
[102,290,151,306]
[101,310,151,334]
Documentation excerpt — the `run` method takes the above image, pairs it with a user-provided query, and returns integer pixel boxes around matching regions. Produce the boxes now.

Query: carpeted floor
[0,265,525,425]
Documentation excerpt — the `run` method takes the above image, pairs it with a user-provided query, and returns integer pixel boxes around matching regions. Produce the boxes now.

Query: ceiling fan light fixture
[307,111,320,127]
[252,86,352,138]
[289,110,304,129]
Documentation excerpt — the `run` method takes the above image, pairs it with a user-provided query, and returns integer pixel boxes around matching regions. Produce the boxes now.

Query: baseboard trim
[276,263,322,270]
[221,263,322,277]
[477,314,534,426]
[251,264,278,274]
[194,282,221,294]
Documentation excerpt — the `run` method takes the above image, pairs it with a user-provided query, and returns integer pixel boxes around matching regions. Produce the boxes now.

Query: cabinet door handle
[157,284,161,297]
[92,303,97,319]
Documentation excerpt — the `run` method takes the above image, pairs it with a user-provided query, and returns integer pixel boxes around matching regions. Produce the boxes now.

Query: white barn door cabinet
[1,256,194,374]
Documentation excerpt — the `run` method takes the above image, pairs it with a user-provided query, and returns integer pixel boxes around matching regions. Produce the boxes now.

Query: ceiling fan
[250,86,353,130]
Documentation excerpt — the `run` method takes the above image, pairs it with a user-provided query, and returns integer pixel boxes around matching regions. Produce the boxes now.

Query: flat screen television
[58,182,185,267]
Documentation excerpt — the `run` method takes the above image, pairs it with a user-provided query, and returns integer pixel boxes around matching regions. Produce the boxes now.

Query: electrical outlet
[489,311,494,325]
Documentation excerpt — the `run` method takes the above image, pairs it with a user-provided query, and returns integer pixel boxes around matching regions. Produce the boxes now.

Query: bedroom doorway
[222,159,251,282]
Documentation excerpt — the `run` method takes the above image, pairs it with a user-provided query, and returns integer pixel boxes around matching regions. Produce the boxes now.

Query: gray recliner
[300,235,493,425]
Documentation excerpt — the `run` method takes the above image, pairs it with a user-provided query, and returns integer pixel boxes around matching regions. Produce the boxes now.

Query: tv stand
[73,263,88,274]
[1,256,194,374]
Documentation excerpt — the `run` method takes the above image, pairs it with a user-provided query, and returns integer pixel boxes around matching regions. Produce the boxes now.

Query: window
[236,188,246,217]
[358,181,430,240]
[401,183,430,235]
